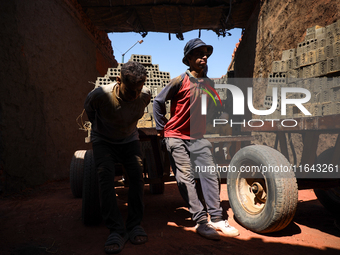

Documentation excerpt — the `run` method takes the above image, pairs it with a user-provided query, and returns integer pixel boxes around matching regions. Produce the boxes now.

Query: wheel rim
[236,162,268,214]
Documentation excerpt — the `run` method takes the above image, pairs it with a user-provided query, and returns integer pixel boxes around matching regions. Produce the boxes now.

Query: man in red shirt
[153,38,239,240]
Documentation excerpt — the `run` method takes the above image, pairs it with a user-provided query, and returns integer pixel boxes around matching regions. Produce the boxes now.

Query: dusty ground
[1,179,340,255]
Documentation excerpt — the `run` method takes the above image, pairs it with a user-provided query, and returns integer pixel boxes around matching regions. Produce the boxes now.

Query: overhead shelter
[77,0,259,38]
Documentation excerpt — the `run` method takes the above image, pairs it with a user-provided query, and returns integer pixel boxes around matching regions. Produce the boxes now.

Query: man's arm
[84,88,101,123]
[153,75,184,136]
[142,86,151,106]
[205,79,232,135]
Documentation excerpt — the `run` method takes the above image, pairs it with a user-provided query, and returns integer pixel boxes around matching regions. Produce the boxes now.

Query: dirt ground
[0,179,340,255]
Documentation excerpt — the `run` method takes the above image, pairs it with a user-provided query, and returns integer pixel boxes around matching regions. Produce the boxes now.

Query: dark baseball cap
[182,38,213,66]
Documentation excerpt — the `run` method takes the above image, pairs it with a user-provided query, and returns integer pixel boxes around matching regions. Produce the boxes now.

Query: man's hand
[157,130,164,138]
[219,112,229,120]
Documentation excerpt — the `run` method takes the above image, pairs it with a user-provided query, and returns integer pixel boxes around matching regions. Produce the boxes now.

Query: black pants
[92,140,144,235]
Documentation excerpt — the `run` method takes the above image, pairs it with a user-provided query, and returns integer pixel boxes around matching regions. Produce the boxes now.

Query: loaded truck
[70,20,340,232]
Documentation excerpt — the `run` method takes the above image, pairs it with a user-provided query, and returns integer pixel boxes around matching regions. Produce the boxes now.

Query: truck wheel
[145,147,164,194]
[227,145,298,233]
[70,150,86,198]
[314,147,340,215]
[82,150,102,225]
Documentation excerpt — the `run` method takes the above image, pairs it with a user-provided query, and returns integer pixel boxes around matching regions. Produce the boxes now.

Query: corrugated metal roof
[77,0,258,37]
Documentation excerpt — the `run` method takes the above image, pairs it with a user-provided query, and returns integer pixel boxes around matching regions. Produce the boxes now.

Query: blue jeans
[92,140,144,235]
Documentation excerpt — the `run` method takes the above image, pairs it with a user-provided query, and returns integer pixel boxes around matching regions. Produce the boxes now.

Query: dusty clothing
[93,140,144,235]
[153,70,223,224]
[153,70,214,139]
[84,82,151,144]
[164,137,222,223]
[84,82,150,234]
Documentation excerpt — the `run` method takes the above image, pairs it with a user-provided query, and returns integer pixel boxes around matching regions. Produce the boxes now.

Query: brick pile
[263,19,340,118]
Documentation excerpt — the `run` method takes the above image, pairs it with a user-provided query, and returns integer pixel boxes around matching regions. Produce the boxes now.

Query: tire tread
[70,150,86,198]
[228,145,298,233]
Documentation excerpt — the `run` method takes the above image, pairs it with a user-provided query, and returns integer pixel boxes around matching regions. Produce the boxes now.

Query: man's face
[187,46,209,70]
[117,76,145,102]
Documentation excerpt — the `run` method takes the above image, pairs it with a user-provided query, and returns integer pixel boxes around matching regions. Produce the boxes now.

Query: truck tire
[314,147,340,215]
[70,150,86,198]
[82,150,102,225]
[227,145,298,233]
[145,147,164,194]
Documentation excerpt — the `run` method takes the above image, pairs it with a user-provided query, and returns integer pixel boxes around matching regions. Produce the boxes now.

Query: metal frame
[242,115,340,189]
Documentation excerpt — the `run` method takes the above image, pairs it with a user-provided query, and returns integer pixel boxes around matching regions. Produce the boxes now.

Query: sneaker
[209,220,240,237]
[195,223,220,240]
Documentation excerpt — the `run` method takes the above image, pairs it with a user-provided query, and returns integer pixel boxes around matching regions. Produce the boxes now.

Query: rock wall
[253,0,340,106]
[233,0,340,163]
[0,0,117,192]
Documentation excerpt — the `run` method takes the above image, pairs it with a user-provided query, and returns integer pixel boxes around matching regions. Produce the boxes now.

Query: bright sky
[108,29,242,79]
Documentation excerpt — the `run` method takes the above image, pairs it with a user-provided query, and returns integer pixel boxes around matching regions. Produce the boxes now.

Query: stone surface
[0,0,117,192]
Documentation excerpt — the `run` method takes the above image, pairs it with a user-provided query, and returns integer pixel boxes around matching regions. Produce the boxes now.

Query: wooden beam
[300,132,320,166]
[277,132,289,160]
[331,134,340,165]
